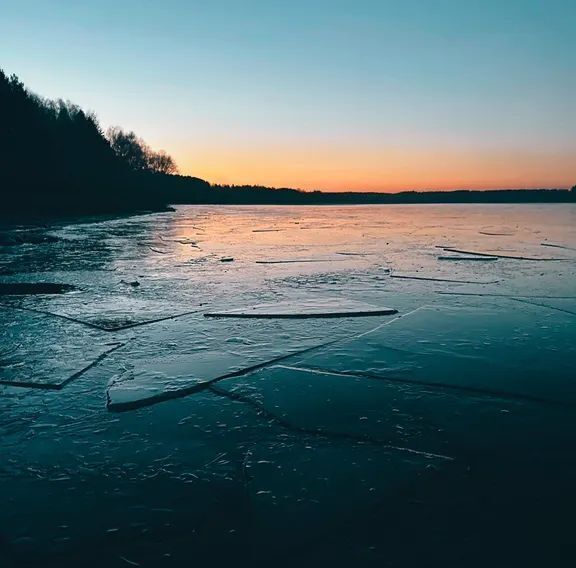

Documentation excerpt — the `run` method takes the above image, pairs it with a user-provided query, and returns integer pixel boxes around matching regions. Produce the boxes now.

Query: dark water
[1,204,575,567]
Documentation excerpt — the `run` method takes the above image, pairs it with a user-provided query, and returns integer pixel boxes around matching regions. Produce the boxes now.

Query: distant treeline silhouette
[1,68,574,218]
[209,185,576,205]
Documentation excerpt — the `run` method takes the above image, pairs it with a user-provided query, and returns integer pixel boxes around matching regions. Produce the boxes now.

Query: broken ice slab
[541,242,576,252]
[0,343,122,390]
[0,310,122,389]
[440,247,567,261]
[436,292,576,298]
[106,339,338,411]
[510,297,576,317]
[214,364,576,463]
[107,351,246,410]
[12,296,200,331]
[255,258,348,264]
[212,365,450,458]
[106,310,383,411]
[438,255,498,262]
[390,274,499,284]
[288,305,576,404]
[336,251,374,256]
[204,298,398,319]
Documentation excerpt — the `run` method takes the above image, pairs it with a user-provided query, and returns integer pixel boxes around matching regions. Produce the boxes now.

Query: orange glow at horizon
[170,143,575,192]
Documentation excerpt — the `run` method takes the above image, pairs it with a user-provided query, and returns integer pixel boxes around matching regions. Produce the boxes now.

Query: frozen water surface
[1,204,576,567]
[0,308,123,388]
[291,305,576,404]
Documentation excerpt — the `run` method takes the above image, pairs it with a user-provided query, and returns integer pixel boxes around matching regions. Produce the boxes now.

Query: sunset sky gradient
[2,0,575,191]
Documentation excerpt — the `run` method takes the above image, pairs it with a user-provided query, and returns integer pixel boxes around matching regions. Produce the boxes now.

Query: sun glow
[172,143,575,192]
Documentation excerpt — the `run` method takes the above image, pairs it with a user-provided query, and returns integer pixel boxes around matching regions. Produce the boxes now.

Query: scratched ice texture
[1,204,575,567]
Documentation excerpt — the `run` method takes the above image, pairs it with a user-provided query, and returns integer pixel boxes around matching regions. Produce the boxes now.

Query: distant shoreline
[204,186,576,206]
[2,188,575,227]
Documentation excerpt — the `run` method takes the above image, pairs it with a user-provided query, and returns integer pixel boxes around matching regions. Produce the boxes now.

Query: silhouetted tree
[106,127,150,172]
[106,127,178,174]
[148,150,178,174]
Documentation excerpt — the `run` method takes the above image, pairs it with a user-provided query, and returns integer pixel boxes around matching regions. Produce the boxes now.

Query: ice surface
[227,439,445,555]
[2,204,576,566]
[212,365,453,459]
[214,362,575,461]
[0,309,123,389]
[289,305,576,404]
[208,359,576,558]
[204,298,398,319]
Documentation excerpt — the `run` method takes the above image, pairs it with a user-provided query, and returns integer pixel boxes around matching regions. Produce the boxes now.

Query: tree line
[0,69,209,216]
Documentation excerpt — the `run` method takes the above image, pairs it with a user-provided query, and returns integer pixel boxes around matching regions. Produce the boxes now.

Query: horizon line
[207,183,574,194]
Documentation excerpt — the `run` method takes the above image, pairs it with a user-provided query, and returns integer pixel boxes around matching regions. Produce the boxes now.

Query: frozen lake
[1,204,576,567]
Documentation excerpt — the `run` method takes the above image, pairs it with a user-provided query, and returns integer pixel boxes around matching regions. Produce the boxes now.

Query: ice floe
[204,298,398,319]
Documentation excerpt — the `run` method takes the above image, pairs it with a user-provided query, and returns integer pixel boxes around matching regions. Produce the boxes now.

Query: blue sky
[2,0,575,190]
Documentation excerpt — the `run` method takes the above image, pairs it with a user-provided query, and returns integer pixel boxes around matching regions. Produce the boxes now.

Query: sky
[2,0,575,191]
